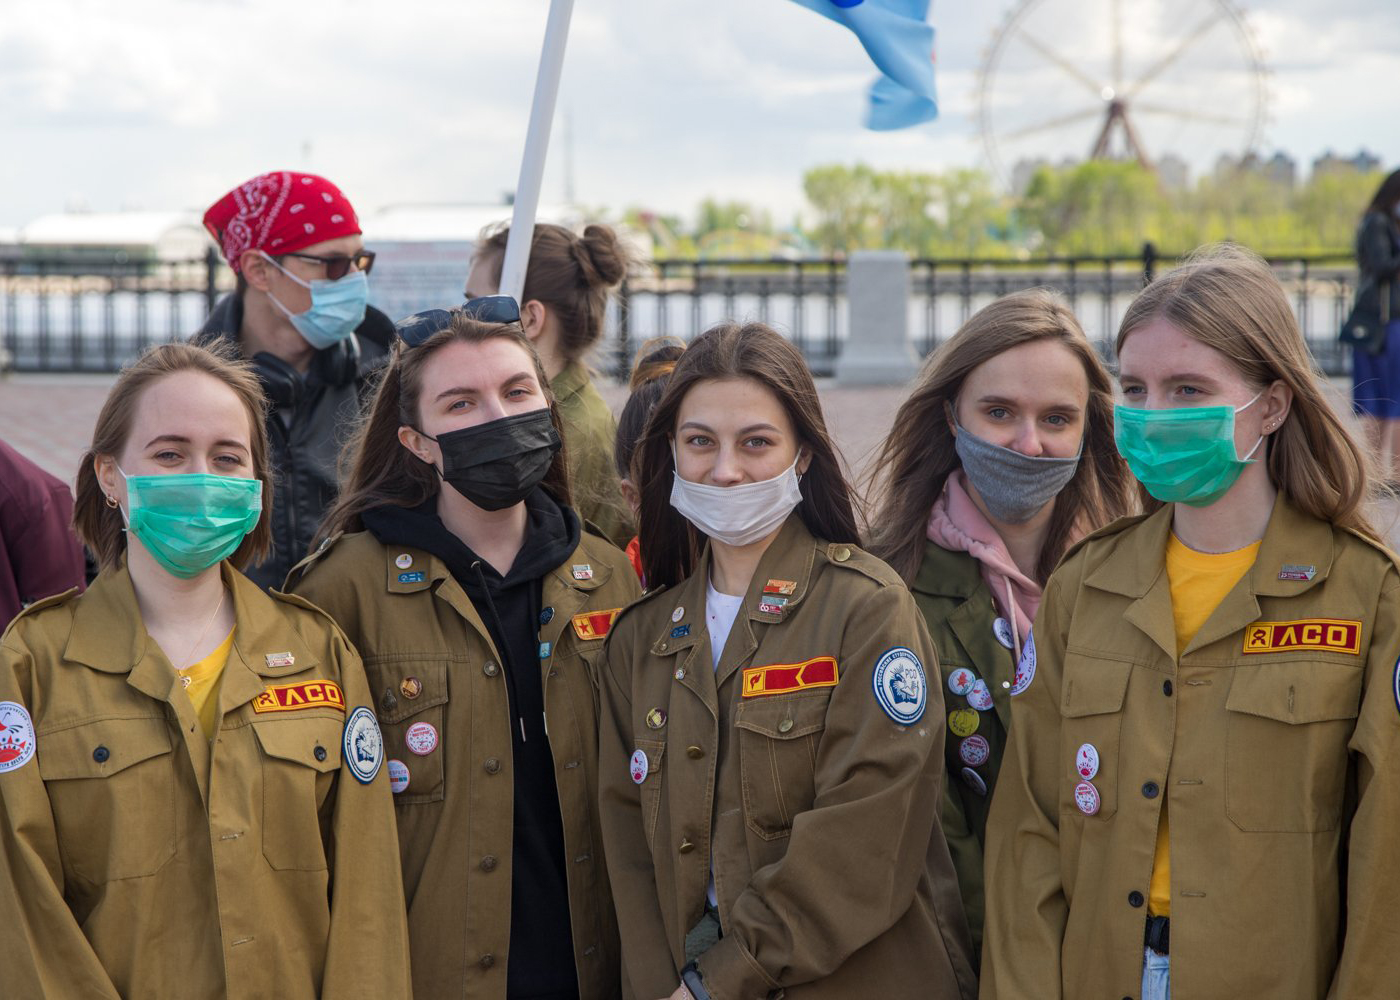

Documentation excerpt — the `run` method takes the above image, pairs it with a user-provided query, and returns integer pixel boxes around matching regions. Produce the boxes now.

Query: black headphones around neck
[250,336,361,411]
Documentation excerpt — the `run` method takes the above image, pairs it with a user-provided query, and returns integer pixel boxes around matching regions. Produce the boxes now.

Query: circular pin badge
[387,759,410,794]
[399,676,423,700]
[630,748,649,784]
[993,617,1015,650]
[1076,742,1101,780]
[1010,629,1037,697]
[674,667,686,681]
[948,707,980,738]
[671,606,685,623]
[959,734,991,767]
[947,668,976,697]
[961,767,989,797]
[967,679,995,711]
[1074,780,1101,816]
[645,707,667,730]
[405,721,439,756]
[395,553,413,569]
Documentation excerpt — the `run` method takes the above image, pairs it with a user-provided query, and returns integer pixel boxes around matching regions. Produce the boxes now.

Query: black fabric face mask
[423,409,562,511]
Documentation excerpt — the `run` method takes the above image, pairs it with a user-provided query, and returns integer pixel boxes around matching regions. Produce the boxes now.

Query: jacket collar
[911,539,985,600]
[66,560,320,705]
[550,361,589,404]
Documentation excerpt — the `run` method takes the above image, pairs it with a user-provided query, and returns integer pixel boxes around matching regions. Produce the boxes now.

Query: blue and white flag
[789,0,938,130]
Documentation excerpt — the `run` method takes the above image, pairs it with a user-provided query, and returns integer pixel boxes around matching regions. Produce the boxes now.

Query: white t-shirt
[705,575,746,908]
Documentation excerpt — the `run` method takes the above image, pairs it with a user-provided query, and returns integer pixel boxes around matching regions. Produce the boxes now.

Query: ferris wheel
[977,0,1271,185]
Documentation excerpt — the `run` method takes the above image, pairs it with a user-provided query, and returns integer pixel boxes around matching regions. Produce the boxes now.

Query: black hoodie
[362,489,583,1000]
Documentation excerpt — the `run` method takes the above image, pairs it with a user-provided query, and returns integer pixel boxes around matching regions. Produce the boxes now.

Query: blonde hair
[75,341,274,571]
[1117,244,1381,541]
[866,287,1136,583]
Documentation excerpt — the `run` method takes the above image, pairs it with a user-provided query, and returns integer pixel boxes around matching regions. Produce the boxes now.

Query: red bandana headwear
[203,171,361,273]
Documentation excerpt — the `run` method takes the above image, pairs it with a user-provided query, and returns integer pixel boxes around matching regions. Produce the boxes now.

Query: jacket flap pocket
[253,716,345,773]
[365,656,448,724]
[635,738,665,774]
[1060,656,1133,718]
[38,717,172,780]
[1226,662,1362,724]
[734,693,828,740]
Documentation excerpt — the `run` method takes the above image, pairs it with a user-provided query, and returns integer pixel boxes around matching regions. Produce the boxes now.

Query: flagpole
[499,0,575,304]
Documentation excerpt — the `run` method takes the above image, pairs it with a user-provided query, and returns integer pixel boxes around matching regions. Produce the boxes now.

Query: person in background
[465,222,633,547]
[0,438,86,628]
[197,170,393,589]
[598,322,977,1000]
[1349,168,1400,482]
[864,288,1135,963]
[613,337,687,582]
[289,298,639,999]
[982,246,1400,1000]
[0,342,408,998]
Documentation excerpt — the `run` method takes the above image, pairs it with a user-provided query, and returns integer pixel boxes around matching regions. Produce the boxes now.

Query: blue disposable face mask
[263,252,368,350]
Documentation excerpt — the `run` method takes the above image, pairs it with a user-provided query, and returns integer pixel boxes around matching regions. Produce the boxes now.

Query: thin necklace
[176,588,227,689]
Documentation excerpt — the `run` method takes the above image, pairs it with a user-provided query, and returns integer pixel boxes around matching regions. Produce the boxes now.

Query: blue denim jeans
[1142,946,1170,1000]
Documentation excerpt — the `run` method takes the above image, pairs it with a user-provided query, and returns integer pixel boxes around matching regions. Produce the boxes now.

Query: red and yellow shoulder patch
[572,608,622,641]
[742,656,839,697]
[253,680,346,714]
[1243,619,1361,655]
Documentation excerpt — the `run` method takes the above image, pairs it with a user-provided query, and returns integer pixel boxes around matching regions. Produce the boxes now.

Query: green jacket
[911,539,1017,963]
[552,362,632,548]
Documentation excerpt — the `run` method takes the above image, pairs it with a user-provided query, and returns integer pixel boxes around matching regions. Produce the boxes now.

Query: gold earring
[105,494,119,509]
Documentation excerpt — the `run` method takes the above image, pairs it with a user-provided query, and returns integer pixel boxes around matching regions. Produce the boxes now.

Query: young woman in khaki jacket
[982,246,1400,1000]
[289,299,640,999]
[866,289,1134,963]
[0,343,409,999]
[598,322,977,1000]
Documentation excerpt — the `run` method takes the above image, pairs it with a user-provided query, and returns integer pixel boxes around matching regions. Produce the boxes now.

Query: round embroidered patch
[343,706,384,784]
[1010,628,1037,696]
[0,701,35,773]
[872,647,928,725]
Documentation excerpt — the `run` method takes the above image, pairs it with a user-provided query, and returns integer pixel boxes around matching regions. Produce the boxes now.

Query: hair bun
[576,224,628,288]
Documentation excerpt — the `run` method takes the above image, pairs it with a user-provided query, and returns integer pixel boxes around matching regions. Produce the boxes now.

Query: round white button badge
[967,679,995,711]
[993,617,1014,649]
[405,721,439,756]
[959,734,991,767]
[387,759,410,794]
[947,668,976,697]
[395,553,413,569]
[1074,781,1101,816]
[630,748,649,784]
[1076,743,1100,780]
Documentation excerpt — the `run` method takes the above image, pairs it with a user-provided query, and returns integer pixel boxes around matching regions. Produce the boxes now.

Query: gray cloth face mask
[953,421,1082,524]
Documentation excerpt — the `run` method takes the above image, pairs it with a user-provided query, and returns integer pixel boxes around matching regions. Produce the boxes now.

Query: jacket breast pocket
[1058,654,1133,820]
[253,714,344,871]
[365,656,447,805]
[634,739,666,849]
[1224,660,1361,833]
[734,693,828,841]
[37,716,176,883]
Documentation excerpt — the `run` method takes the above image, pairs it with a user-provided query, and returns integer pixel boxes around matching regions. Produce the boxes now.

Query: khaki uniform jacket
[982,498,1400,1000]
[911,540,1015,961]
[599,517,978,1000]
[0,562,410,1000]
[553,361,633,548]
[289,527,640,1000]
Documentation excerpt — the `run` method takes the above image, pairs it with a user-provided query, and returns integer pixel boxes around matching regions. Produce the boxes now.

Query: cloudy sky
[0,0,1396,230]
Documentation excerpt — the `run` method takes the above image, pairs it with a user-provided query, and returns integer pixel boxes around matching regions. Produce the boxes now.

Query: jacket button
[659,642,669,653]
[479,954,495,969]
[485,757,501,774]
[687,745,704,759]
[314,746,327,762]
[92,745,110,763]
[832,545,852,562]
[1142,781,1159,799]
[1128,890,1144,908]
[777,719,794,733]
[1163,679,1174,696]
[483,661,499,677]
[678,838,695,854]
[480,855,498,872]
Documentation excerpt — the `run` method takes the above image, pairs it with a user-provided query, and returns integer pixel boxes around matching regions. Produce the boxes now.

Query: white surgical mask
[669,448,804,547]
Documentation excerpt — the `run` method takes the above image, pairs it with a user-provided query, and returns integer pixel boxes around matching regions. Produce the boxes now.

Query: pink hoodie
[926,470,1043,662]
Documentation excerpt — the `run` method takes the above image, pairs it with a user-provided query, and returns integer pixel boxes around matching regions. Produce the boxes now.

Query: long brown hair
[866,288,1135,585]
[75,341,274,571]
[615,337,687,479]
[634,322,859,589]
[1117,244,1381,540]
[474,222,631,362]
[316,314,571,542]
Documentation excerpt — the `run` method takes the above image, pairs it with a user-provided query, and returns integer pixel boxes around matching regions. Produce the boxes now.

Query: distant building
[1262,151,1297,188]
[15,211,208,271]
[1312,149,1383,176]
[1213,150,1296,188]
[1156,154,1189,190]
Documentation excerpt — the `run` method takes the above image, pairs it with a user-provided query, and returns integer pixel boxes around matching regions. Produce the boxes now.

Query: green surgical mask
[119,469,263,579]
[1113,392,1264,507]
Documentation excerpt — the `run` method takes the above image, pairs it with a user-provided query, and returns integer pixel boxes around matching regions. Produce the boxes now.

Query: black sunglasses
[394,295,522,349]
[282,249,376,280]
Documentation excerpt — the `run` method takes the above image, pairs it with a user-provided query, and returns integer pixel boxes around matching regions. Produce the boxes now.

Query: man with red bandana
[196,171,393,590]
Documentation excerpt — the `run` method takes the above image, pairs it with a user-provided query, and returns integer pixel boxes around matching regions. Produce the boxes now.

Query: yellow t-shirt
[179,629,234,740]
[1152,533,1261,916]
